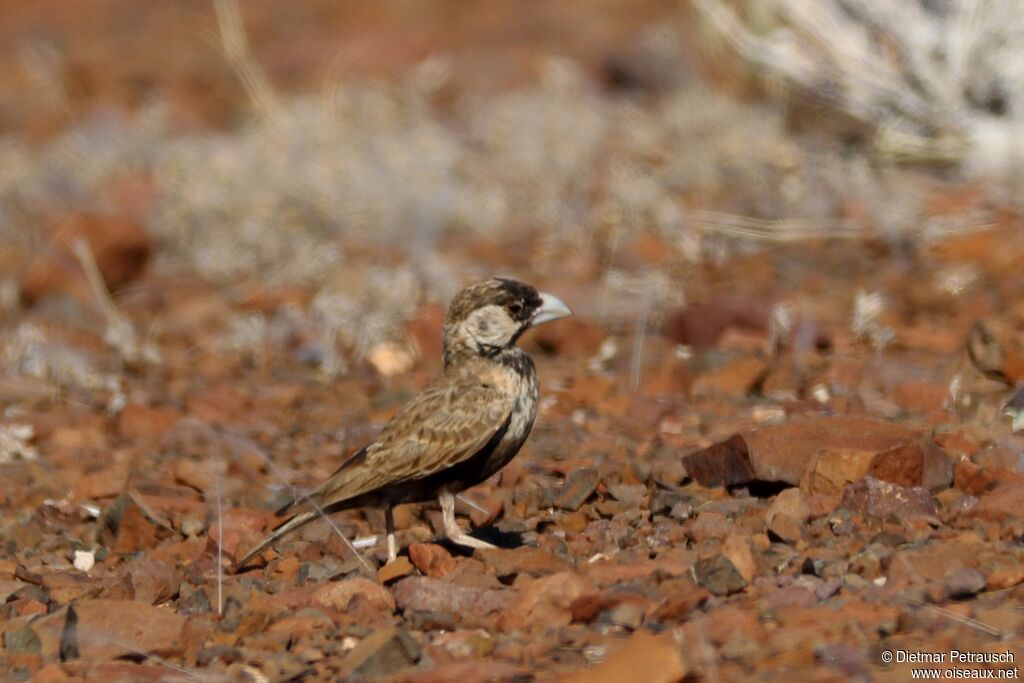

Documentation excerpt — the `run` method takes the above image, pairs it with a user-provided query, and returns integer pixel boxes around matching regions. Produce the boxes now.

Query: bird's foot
[446,532,496,551]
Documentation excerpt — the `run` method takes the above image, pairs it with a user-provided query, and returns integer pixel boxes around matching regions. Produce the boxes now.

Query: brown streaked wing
[311,379,513,509]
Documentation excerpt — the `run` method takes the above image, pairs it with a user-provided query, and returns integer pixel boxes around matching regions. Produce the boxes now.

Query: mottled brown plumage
[237,278,571,567]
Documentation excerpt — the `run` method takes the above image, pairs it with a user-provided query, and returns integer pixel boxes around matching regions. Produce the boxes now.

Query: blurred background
[2,0,1024,458]
[1,0,1023,445]
[2,3,1024,680]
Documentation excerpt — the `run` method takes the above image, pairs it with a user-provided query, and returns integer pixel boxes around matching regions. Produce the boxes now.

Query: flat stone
[477,546,571,579]
[607,484,647,506]
[392,577,514,628]
[98,492,172,554]
[801,449,877,499]
[868,441,954,491]
[407,543,455,578]
[338,626,420,679]
[686,416,919,489]
[31,600,186,661]
[377,556,415,583]
[722,533,757,582]
[554,467,601,511]
[955,462,1024,522]
[944,568,986,599]
[498,572,596,632]
[686,512,731,543]
[766,514,804,545]
[683,435,756,488]
[840,477,937,518]
[312,576,395,613]
[694,555,747,596]
[561,629,689,683]
[766,488,810,523]
[569,590,651,624]
[648,578,710,624]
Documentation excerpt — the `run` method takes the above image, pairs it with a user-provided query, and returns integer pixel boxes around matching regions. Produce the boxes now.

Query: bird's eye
[508,302,523,316]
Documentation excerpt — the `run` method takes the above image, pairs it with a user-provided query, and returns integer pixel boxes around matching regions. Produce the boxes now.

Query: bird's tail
[234,510,317,569]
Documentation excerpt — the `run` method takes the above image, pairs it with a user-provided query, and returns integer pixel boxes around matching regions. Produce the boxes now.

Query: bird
[236,277,572,567]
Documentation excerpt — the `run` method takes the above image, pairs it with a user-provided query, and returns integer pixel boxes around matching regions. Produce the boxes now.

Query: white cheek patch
[467,305,519,348]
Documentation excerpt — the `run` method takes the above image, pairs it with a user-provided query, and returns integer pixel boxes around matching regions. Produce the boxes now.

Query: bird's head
[443,278,572,363]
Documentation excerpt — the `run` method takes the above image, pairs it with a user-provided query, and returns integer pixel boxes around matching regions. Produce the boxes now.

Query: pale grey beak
[532,292,573,326]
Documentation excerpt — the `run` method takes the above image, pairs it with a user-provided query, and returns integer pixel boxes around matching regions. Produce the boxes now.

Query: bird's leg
[385,505,398,563]
[439,491,496,550]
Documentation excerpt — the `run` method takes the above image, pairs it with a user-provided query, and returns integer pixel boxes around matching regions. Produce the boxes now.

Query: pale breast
[473,349,539,482]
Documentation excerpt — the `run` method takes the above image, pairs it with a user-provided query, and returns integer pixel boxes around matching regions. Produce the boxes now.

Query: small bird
[237,278,572,567]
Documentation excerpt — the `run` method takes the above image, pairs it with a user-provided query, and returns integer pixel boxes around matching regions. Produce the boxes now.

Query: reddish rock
[800,449,876,498]
[686,512,731,543]
[478,546,571,579]
[208,507,269,562]
[392,577,514,628]
[338,626,420,679]
[767,488,810,523]
[760,585,819,610]
[868,441,954,492]
[172,459,218,494]
[267,610,335,639]
[766,514,804,545]
[722,533,757,582]
[561,629,689,683]
[840,477,938,518]
[31,600,186,661]
[682,436,756,489]
[569,590,652,624]
[554,467,600,511]
[694,555,748,596]
[313,577,395,613]
[39,573,106,604]
[648,578,710,624]
[686,416,919,488]
[463,492,504,528]
[408,543,456,578]
[378,557,415,583]
[974,481,1024,523]
[74,462,132,501]
[766,488,809,545]
[99,493,172,553]
[954,461,1024,521]
[883,540,1007,592]
[583,557,693,587]
[498,572,596,632]
[123,558,179,604]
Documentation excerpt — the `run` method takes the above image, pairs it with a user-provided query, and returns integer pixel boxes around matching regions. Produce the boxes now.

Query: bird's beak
[532,292,573,326]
